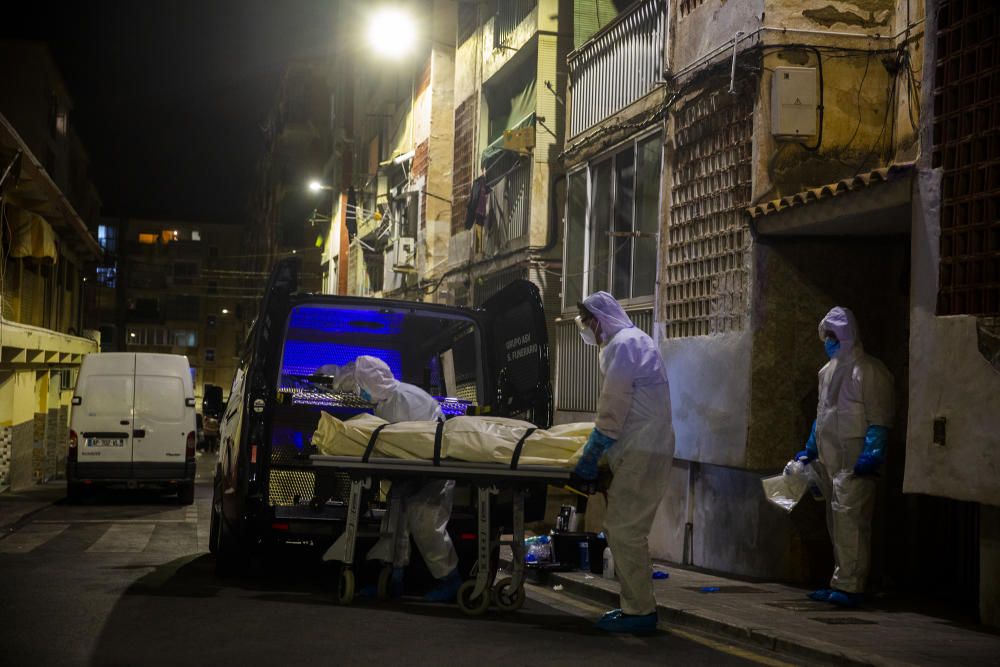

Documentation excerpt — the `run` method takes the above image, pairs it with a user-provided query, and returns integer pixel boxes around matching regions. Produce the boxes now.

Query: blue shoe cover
[828,590,863,607]
[807,588,833,601]
[601,608,623,621]
[423,569,463,603]
[595,611,658,634]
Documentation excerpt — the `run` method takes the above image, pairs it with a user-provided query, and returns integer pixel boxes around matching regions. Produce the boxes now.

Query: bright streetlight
[368,7,417,59]
[308,180,332,193]
[221,308,229,315]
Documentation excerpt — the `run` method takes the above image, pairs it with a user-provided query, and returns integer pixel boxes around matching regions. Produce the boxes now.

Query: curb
[545,572,894,667]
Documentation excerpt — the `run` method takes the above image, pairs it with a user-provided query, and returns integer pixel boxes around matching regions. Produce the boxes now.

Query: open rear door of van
[132,354,194,480]
[479,279,553,428]
[75,353,136,478]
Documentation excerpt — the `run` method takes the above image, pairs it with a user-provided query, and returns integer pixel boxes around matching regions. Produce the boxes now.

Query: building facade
[0,42,103,492]
[94,219,251,403]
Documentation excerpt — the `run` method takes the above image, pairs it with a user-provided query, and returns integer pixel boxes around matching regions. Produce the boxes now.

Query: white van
[68,352,197,503]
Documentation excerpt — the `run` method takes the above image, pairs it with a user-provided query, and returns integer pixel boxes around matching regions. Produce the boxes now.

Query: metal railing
[494,0,536,49]
[482,155,532,256]
[567,0,666,137]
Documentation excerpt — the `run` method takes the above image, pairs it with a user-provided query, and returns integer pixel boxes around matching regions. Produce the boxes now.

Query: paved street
[0,457,796,667]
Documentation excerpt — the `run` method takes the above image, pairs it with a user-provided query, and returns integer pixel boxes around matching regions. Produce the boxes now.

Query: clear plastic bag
[762,459,810,512]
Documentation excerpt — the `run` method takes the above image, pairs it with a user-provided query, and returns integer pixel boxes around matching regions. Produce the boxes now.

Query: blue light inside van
[281,342,402,378]
[287,306,404,335]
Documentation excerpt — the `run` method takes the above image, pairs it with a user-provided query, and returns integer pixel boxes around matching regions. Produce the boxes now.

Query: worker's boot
[422,568,463,603]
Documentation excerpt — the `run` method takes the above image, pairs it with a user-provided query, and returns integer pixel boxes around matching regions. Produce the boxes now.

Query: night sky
[3,0,338,223]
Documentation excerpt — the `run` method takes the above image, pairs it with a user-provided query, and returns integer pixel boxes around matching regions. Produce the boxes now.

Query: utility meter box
[393,236,416,270]
[771,67,818,137]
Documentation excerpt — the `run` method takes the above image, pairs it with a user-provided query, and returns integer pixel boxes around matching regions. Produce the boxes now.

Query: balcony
[567,0,666,138]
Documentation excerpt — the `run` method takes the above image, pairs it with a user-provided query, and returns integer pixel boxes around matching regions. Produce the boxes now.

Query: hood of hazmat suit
[580,291,675,617]
[811,306,894,594]
[354,355,444,423]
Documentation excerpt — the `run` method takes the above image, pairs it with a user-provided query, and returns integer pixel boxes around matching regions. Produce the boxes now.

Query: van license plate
[87,438,125,448]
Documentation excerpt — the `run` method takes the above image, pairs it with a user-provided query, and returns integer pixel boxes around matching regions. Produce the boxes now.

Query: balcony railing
[494,0,535,49]
[482,153,532,257]
[567,0,666,137]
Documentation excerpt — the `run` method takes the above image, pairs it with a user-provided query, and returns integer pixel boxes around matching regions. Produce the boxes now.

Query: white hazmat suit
[354,356,459,580]
[582,292,674,617]
[811,307,894,594]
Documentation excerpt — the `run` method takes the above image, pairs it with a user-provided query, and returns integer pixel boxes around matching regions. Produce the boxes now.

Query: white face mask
[575,316,598,346]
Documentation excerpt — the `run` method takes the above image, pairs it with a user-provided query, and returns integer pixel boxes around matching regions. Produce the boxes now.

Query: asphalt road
[0,455,795,667]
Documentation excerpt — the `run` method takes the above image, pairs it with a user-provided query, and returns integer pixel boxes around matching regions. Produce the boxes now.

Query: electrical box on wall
[393,236,416,271]
[771,67,818,137]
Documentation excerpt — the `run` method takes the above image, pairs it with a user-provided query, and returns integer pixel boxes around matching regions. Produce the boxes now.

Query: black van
[209,258,553,582]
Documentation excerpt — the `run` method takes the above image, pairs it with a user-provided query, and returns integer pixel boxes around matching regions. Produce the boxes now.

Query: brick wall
[452,96,476,235]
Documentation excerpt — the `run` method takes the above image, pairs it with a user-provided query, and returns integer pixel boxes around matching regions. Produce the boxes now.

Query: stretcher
[309,422,575,615]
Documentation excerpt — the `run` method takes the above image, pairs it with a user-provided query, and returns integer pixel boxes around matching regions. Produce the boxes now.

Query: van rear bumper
[68,462,196,484]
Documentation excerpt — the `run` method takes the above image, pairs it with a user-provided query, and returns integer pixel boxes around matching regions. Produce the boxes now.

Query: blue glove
[796,420,818,463]
[574,428,617,480]
[854,425,888,475]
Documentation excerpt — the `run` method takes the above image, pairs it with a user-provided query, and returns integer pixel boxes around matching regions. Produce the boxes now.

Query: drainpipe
[682,460,697,566]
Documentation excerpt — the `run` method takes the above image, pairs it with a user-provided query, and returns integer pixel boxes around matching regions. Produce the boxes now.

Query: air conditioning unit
[393,237,416,270]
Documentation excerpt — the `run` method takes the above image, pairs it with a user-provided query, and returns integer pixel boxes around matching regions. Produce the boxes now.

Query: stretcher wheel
[491,577,525,612]
[457,580,491,616]
[376,564,394,601]
[337,568,355,605]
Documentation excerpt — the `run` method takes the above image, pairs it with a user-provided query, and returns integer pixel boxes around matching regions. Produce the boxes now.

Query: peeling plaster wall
[905,169,1000,506]
[672,0,765,75]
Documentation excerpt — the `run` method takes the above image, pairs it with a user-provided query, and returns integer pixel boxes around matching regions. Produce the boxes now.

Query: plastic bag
[762,459,810,512]
[524,535,552,563]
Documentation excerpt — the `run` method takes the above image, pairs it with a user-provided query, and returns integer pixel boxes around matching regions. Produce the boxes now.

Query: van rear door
[132,354,194,477]
[74,353,135,477]
[479,279,553,428]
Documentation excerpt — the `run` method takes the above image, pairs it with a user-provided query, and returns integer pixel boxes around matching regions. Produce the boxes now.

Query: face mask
[575,316,598,346]
[824,338,841,359]
[359,388,373,403]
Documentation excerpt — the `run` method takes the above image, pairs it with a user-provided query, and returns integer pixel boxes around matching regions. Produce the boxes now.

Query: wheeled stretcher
[310,422,574,615]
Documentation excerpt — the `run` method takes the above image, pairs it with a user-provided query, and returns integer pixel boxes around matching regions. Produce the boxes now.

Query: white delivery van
[68,352,197,503]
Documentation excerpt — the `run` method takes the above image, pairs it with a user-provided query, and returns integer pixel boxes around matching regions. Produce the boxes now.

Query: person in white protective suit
[793,307,894,608]
[354,355,462,602]
[573,292,674,635]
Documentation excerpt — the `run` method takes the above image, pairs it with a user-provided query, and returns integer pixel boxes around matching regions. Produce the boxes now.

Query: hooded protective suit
[810,307,894,594]
[354,356,457,579]
[582,292,674,617]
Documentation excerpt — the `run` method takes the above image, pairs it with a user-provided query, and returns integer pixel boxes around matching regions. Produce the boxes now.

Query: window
[138,233,158,245]
[173,261,199,284]
[205,348,216,362]
[192,230,201,241]
[96,266,116,288]
[97,224,117,254]
[173,330,198,348]
[562,131,661,310]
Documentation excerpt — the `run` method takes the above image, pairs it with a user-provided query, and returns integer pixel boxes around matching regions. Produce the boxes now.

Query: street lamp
[221,308,229,315]
[368,7,417,60]
[308,180,332,193]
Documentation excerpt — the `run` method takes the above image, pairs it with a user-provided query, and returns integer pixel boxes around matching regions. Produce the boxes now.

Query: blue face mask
[824,338,841,359]
[360,388,372,403]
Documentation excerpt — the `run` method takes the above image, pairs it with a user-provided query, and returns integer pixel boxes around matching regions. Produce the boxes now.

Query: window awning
[747,163,915,236]
[8,205,57,263]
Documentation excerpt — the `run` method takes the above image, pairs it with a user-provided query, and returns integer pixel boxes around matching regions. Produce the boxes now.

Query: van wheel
[178,483,195,505]
[212,476,243,576]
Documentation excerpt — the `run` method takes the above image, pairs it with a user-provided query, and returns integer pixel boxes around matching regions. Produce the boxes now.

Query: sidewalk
[0,481,65,532]
[537,563,1000,666]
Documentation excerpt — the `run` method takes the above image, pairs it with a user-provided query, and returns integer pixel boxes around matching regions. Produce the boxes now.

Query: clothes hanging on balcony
[487,176,507,232]
[463,175,490,229]
[8,206,57,263]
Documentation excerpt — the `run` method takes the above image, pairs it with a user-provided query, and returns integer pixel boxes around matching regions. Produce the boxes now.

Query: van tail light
[68,430,79,463]
[186,431,196,460]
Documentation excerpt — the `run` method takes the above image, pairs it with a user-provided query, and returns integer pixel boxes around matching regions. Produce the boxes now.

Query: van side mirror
[185,398,196,407]
[72,396,82,406]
